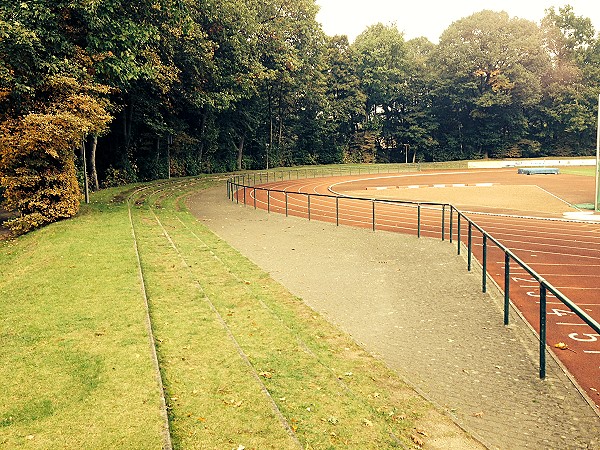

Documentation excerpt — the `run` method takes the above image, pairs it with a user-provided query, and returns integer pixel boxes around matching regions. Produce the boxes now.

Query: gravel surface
[188,184,600,450]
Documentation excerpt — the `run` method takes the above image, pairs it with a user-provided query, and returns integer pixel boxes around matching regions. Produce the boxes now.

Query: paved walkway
[188,186,600,450]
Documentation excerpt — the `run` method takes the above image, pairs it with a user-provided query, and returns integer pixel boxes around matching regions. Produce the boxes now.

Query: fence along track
[228,170,600,400]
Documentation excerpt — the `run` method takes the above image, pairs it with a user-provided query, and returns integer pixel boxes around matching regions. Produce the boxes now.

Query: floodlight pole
[596,94,600,211]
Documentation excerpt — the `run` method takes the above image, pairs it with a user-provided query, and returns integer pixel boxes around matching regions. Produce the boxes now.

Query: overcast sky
[315,0,599,43]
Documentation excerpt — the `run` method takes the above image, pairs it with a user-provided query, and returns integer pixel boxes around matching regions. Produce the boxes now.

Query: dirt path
[188,185,600,450]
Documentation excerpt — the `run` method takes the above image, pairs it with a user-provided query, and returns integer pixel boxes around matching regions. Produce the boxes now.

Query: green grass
[0,190,165,449]
[0,171,480,449]
[558,166,596,177]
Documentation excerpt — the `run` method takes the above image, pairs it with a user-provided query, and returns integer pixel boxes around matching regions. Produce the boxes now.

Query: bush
[102,166,138,188]
[0,115,82,234]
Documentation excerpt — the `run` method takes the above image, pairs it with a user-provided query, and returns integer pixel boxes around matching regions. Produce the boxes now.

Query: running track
[234,169,600,409]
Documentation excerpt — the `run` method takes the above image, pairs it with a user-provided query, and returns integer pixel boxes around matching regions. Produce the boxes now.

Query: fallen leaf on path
[411,434,424,447]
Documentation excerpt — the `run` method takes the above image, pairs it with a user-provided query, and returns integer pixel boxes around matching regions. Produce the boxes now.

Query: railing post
[504,252,510,325]
[227,180,230,199]
[441,205,446,241]
[467,223,472,271]
[449,207,453,243]
[372,201,376,231]
[336,197,339,226]
[417,204,421,238]
[243,186,246,205]
[540,283,547,379]
[236,184,239,204]
[307,194,311,221]
[457,213,461,255]
[482,234,487,293]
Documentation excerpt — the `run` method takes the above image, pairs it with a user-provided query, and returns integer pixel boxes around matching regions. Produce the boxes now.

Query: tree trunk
[268,88,273,170]
[124,104,133,149]
[155,137,160,173]
[89,134,99,191]
[278,87,283,162]
[236,135,244,171]
[198,108,208,173]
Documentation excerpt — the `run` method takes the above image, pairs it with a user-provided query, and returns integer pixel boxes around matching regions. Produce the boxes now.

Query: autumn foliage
[0,76,111,234]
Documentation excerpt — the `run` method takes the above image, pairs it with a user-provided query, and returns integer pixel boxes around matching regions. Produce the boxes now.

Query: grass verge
[558,166,596,177]
[1,173,482,449]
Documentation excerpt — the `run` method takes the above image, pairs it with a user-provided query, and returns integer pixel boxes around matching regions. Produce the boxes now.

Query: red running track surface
[234,169,600,409]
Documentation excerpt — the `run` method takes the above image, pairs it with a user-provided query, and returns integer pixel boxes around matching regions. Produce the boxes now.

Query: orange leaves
[554,342,576,353]
[0,75,114,234]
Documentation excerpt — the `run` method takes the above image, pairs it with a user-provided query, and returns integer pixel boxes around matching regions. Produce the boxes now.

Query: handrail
[227,169,600,380]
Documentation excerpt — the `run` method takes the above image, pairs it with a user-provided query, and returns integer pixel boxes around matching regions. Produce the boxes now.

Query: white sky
[315,0,600,43]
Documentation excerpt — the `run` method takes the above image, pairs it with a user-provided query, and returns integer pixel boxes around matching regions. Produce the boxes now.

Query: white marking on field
[475,183,493,187]
[563,211,600,222]
[433,184,446,188]
[452,184,466,187]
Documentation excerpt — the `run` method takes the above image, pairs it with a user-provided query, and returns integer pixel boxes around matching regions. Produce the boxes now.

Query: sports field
[237,167,600,409]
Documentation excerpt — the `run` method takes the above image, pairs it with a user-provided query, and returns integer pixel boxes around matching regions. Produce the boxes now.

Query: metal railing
[227,169,600,379]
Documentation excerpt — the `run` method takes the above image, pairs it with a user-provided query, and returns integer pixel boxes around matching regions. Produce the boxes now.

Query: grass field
[0,172,481,449]
[558,166,596,177]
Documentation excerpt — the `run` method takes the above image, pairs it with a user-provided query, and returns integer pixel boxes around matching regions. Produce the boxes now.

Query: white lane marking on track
[535,185,576,209]
[468,241,600,260]
[543,302,598,307]
[327,170,498,194]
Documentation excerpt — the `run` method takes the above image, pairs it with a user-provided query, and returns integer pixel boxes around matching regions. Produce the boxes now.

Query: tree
[431,11,549,159]
[320,35,365,163]
[532,6,598,155]
[0,77,111,234]
[0,2,113,233]
[352,23,412,161]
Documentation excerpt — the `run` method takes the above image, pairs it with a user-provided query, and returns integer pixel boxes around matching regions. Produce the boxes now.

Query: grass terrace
[0,170,482,449]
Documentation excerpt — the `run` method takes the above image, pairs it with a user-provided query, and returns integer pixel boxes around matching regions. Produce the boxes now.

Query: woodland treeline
[0,1,599,233]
